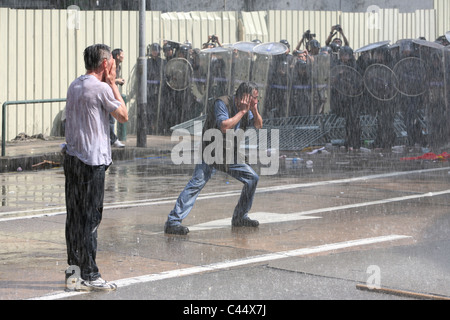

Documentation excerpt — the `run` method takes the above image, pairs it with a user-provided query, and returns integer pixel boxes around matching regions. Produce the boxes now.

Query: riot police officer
[360,44,397,149]
[160,42,178,134]
[395,40,426,146]
[290,59,312,116]
[420,42,447,147]
[163,42,175,62]
[331,46,362,150]
[147,43,163,134]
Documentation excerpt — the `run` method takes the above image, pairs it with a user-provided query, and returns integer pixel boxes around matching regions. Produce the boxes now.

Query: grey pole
[137,0,147,147]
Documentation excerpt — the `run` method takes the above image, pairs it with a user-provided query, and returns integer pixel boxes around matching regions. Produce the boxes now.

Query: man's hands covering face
[238,90,259,114]
[237,93,252,113]
[103,58,117,86]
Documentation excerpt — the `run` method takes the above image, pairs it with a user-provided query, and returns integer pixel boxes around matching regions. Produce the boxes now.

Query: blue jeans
[167,161,259,226]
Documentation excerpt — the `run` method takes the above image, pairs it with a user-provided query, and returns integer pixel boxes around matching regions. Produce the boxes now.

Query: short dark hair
[83,44,111,70]
[235,81,258,99]
[111,48,123,59]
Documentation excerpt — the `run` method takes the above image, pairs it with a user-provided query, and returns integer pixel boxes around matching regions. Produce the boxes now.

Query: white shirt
[65,75,120,166]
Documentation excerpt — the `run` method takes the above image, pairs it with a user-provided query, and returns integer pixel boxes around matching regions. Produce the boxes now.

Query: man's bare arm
[105,60,128,123]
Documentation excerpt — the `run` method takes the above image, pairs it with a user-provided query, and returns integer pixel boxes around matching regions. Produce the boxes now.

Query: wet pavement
[1,135,450,303]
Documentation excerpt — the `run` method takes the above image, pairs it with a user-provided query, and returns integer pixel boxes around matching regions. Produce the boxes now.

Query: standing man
[64,44,128,291]
[325,25,350,48]
[109,48,125,148]
[112,48,125,86]
[165,82,263,235]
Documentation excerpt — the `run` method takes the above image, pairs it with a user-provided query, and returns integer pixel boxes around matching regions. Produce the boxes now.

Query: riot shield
[160,57,193,132]
[413,39,446,147]
[329,59,364,149]
[330,65,364,98]
[393,57,427,97]
[201,46,234,113]
[165,58,193,91]
[266,56,292,118]
[363,64,398,101]
[252,42,289,119]
[392,40,427,145]
[250,50,271,117]
[190,48,209,117]
[355,40,394,102]
[230,42,257,94]
[362,62,398,148]
[355,41,391,54]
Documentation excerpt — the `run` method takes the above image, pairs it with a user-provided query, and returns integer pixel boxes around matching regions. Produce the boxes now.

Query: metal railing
[1,98,66,157]
[2,95,129,157]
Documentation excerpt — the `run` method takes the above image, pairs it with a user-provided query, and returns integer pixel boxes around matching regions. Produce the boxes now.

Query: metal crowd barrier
[170,112,424,151]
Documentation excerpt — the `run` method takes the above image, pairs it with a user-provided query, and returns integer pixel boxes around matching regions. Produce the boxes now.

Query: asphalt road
[1,147,449,305]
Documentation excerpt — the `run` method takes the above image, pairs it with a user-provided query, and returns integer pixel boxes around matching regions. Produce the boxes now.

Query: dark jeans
[64,155,106,281]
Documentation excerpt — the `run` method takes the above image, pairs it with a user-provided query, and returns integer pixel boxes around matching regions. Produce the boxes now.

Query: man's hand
[249,94,259,114]
[237,93,252,113]
[249,92,263,130]
[104,59,117,86]
[105,58,128,123]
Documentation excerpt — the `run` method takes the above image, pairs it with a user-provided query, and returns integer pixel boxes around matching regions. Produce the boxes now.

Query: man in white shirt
[64,44,128,291]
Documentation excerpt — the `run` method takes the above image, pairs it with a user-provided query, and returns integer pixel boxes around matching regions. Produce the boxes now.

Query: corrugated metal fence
[0,3,448,140]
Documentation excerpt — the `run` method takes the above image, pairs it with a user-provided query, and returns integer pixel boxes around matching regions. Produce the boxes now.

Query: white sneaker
[79,277,117,291]
[112,140,125,148]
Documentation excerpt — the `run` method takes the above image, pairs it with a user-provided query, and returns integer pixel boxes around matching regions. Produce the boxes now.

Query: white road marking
[30,234,412,300]
[161,188,450,233]
[188,211,321,231]
[1,167,449,222]
[189,188,450,231]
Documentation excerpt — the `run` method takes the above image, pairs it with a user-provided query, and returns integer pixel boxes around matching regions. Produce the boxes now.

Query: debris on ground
[12,133,48,141]
[400,152,450,161]
[32,160,60,170]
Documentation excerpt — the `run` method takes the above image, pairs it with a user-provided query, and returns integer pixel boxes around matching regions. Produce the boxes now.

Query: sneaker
[78,277,117,291]
[164,222,190,235]
[232,217,259,227]
[112,140,125,148]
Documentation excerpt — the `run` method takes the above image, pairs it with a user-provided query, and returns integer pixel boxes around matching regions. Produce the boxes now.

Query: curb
[0,147,173,173]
